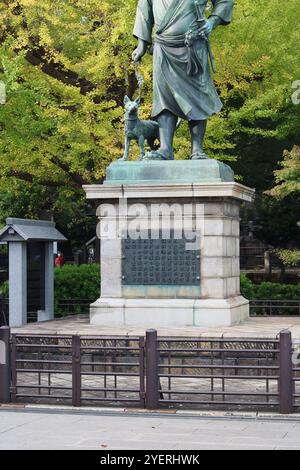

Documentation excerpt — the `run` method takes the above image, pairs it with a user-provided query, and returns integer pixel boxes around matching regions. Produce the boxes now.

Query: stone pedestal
[84,160,255,328]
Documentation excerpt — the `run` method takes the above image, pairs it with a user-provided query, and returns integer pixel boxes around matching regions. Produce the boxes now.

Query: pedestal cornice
[83,182,255,203]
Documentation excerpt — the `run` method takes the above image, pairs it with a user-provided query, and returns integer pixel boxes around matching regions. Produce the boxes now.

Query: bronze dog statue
[119,96,160,161]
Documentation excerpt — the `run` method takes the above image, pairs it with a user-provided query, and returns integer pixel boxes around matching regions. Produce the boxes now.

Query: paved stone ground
[0,409,300,450]
[11,314,300,339]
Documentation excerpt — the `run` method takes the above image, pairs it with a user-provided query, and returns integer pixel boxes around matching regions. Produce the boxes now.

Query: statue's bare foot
[143,149,173,161]
[190,151,209,160]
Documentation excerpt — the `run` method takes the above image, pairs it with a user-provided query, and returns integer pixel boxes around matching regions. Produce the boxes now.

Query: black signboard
[122,232,200,286]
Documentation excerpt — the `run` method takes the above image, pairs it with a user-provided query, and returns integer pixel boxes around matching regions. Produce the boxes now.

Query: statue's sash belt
[154,32,203,77]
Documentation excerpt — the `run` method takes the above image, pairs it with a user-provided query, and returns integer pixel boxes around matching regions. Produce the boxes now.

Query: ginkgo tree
[0,0,300,249]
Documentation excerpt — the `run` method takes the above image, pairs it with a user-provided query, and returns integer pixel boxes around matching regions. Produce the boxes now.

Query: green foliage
[255,282,300,301]
[253,194,300,247]
[240,272,256,300]
[269,146,300,199]
[0,1,300,248]
[54,264,100,300]
[240,273,300,301]
[275,249,300,268]
[260,146,300,248]
[0,280,9,297]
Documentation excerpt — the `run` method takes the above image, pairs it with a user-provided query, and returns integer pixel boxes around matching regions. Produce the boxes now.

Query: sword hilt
[195,1,205,24]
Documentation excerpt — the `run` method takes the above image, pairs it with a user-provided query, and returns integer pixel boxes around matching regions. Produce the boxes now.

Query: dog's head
[124,95,141,116]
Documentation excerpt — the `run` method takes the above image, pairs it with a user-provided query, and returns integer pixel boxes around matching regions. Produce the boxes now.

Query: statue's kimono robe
[133,0,234,120]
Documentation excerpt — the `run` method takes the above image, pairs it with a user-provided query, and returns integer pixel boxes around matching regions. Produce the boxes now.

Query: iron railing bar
[157,348,280,354]
[15,369,72,374]
[81,387,141,393]
[139,336,146,408]
[15,344,72,349]
[157,338,280,343]
[158,364,279,370]
[16,359,72,365]
[80,362,140,367]
[158,399,280,406]
[14,335,71,339]
[159,389,279,397]
[10,335,17,402]
[80,372,140,377]
[80,397,141,402]
[80,336,140,341]
[158,374,280,380]
[15,394,72,399]
[80,346,141,351]
[15,385,72,390]
[113,339,117,400]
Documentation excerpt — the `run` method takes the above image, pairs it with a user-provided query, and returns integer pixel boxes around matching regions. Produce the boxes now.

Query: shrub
[240,273,257,300]
[54,264,100,300]
[0,280,8,297]
[54,264,100,316]
[240,273,300,301]
[255,282,300,300]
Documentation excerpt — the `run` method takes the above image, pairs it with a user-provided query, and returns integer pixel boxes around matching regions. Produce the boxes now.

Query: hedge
[54,264,100,316]
[240,272,300,300]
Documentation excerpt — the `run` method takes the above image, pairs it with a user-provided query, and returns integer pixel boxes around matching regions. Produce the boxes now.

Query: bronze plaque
[122,232,200,286]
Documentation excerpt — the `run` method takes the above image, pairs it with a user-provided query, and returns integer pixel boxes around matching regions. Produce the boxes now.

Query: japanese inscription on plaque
[122,232,200,286]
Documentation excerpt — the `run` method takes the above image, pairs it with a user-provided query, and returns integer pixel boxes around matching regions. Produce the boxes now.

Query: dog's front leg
[138,135,145,160]
[120,136,130,161]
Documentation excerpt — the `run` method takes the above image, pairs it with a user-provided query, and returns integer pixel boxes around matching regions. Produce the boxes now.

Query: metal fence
[293,340,300,410]
[250,300,300,317]
[55,299,91,317]
[240,246,265,270]
[7,334,145,407]
[156,336,280,409]
[0,327,299,413]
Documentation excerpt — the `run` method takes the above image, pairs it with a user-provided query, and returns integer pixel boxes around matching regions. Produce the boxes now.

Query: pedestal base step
[104,159,234,185]
[90,297,249,328]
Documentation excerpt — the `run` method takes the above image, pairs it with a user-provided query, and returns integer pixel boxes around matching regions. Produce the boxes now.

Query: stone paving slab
[10,314,300,339]
[0,408,300,450]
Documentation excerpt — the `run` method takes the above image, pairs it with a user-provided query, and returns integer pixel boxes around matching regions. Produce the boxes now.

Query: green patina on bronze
[129,0,234,161]
[105,159,234,184]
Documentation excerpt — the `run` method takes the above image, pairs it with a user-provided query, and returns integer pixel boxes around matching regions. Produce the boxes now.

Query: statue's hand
[197,19,214,38]
[132,40,147,63]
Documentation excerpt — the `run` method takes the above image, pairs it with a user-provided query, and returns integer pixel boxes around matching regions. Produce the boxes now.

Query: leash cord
[134,62,144,99]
